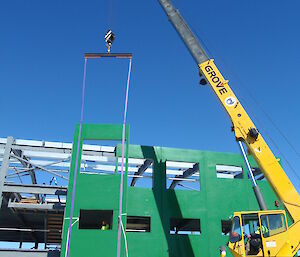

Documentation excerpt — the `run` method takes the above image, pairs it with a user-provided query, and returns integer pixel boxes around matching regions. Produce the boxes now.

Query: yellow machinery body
[199,60,300,257]
[158,0,300,255]
[227,210,298,257]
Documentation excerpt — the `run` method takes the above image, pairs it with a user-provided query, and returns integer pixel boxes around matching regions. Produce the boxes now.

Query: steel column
[0,137,13,205]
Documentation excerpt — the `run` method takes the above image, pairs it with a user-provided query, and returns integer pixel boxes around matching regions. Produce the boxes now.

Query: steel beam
[12,149,37,184]
[3,183,67,195]
[169,163,199,189]
[7,201,65,211]
[0,137,13,205]
[84,53,132,59]
[10,154,69,181]
[130,159,153,186]
[0,249,60,257]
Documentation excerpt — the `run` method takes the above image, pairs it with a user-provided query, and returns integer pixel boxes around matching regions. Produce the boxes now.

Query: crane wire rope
[187,23,300,182]
[108,0,113,29]
[107,0,116,34]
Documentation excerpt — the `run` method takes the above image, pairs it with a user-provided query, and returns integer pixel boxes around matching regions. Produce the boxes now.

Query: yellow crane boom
[199,59,300,221]
[158,0,300,256]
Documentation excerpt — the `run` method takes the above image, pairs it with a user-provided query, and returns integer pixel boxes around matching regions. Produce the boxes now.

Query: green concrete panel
[61,124,284,257]
[60,124,129,257]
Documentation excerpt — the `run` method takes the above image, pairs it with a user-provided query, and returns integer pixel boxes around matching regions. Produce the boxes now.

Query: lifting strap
[65,57,87,257]
[65,54,133,257]
[117,57,132,257]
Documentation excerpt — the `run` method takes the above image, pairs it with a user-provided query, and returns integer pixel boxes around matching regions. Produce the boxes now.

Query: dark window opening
[249,167,265,181]
[221,219,232,236]
[170,218,201,235]
[126,216,150,232]
[79,210,113,230]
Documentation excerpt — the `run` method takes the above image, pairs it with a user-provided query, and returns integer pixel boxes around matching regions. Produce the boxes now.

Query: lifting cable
[64,54,133,257]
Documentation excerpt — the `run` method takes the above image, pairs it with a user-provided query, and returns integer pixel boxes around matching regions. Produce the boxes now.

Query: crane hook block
[104,29,115,53]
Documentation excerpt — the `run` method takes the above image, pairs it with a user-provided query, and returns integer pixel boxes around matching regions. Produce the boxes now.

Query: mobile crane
[158,0,300,256]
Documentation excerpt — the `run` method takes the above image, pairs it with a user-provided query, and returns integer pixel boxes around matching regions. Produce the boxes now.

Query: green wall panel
[61,124,284,257]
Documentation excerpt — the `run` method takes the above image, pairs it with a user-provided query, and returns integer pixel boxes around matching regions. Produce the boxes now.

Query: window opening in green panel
[221,219,232,236]
[80,140,124,175]
[79,210,113,230]
[126,216,151,232]
[170,218,201,235]
[166,161,200,191]
[216,165,243,179]
[127,158,153,188]
[249,167,265,181]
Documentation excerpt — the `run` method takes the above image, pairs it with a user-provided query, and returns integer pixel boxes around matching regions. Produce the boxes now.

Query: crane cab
[227,210,289,257]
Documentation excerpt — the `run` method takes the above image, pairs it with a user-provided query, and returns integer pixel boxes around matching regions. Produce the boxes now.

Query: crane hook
[104,29,115,53]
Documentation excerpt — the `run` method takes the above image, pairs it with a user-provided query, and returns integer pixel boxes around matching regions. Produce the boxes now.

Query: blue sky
[0,0,300,193]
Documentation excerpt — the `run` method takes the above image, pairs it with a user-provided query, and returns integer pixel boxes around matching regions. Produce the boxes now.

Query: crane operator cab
[227,210,289,257]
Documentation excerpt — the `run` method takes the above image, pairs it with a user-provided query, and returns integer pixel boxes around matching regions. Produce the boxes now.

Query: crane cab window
[229,216,242,243]
[260,213,286,237]
[241,214,260,238]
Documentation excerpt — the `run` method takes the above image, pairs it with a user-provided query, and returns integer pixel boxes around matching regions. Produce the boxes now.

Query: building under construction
[0,124,285,257]
[2,0,300,255]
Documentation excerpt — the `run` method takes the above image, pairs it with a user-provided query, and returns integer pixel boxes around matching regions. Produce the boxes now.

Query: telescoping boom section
[159,0,300,256]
